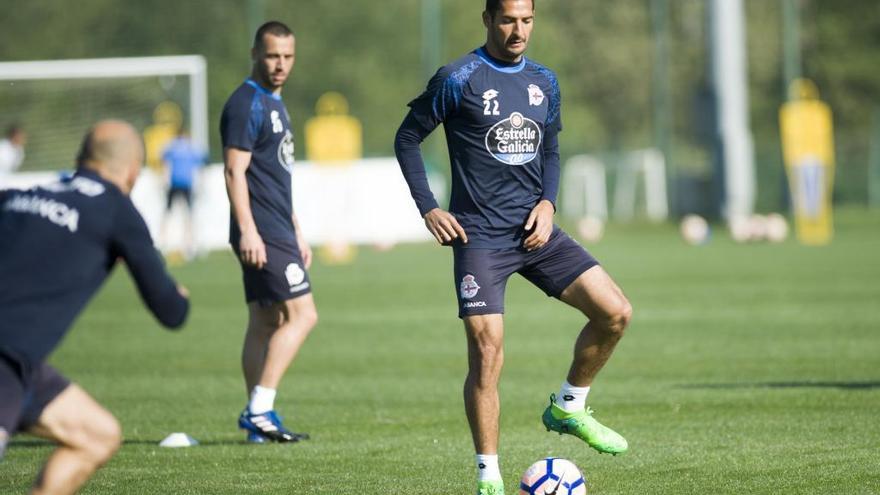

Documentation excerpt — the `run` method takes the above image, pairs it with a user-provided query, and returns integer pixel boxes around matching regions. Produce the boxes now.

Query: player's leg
[0,353,27,461]
[560,266,632,387]
[182,188,195,259]
[454,246,516,495]
[241,300,280,394]
[239,297,316,443]
[519,230,630,454]
[544,267,631,455]
[463,314,506,495]
[241,295,318,396]
[257,294,318,389]
[238,239,316,443]
[463,313,504,453]
[26,383,122,495]
[159,188,176,254]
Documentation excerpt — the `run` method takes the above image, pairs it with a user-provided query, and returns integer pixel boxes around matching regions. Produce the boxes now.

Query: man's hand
[177,284,190,299]
[423,208,468,246]
[297,233,313,269]
[523,200,554,251]
[239,229,267,269]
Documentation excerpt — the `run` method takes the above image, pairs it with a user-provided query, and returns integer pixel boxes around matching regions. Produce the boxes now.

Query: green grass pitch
[4,209,880,494]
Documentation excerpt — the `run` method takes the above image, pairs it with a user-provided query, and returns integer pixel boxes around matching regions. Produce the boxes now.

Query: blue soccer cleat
[246,431,268,444]
[238,408,310,443]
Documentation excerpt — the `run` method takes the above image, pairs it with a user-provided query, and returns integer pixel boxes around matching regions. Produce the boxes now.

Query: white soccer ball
[748,214,768,242]
[679,214,709,245]
[519,457,587,495]
[765,213,789,243]
[729,215,752,243]
[576,216,604,244]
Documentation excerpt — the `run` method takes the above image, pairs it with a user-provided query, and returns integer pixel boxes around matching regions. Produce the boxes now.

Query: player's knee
[300,307,318,330]
[281,299,318,330]
[88,416,122,464]
[470,334,504,367]
[68,414,120,466]
[476,340,502,360]
[464,317,504,366]
[249,311,278,337]
[607,298,632,336]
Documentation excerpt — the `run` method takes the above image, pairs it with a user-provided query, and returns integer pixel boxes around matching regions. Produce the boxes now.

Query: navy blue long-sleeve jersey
[220,78,297,246]
[0,169,189,365]
[395,46,562,249]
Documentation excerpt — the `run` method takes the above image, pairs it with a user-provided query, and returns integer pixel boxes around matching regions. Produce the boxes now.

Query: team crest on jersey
[285,262,305,286]
[270,110,284,133]
[460,274,481,300]
[485,112,542,166]
[528,84,545,106]
[278,130,295,171]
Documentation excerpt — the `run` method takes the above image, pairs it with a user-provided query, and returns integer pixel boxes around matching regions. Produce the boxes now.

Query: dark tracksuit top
[0,169,189,366]
[395,46,562,249]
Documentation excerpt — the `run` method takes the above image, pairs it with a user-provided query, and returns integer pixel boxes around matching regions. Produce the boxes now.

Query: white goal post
[0,55,209,152]
[562,149,669,223]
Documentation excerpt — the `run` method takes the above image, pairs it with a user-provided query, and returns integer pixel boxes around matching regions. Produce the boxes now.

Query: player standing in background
[394,1,631,493]
[0,120,190,494]
[160,127,208,260]
[221,21,317,443]
[0,124,27,181]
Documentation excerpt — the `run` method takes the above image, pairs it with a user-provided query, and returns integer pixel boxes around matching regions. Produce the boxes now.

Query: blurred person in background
[160,127,207,261]
[395,1,631,493]
[0,120,189,494]
[221,20,317,444]
[0,124,28,183]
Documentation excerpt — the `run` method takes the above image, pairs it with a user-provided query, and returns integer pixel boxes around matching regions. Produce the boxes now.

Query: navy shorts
[233,238,312,307]
[0,350,70,455]
[453,228,599,318]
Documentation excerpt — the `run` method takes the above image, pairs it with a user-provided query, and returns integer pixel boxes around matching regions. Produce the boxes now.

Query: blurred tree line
[1,0,877,209]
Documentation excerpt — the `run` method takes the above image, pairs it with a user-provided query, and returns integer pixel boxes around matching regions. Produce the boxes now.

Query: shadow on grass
[9,438,264,448]
[679,381,880,390]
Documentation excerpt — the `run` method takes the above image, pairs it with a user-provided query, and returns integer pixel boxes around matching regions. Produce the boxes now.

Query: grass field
[5,209,880,494]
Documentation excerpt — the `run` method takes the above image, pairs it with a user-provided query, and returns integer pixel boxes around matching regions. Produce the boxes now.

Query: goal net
[0,56,208,172]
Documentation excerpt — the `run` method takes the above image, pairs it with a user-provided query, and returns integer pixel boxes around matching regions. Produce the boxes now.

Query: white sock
[557,381,590,413]
[476,454,502,482]
[248,385,277,415]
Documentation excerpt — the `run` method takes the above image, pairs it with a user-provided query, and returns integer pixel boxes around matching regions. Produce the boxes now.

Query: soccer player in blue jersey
[160,128,207,259]
[221,21,317,443]
[0,120,189,494]
[395,1,632,493]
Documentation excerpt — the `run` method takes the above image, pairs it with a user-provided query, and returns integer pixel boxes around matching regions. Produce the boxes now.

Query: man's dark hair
[5,123,22,138]
[253,21,294,50]
[485,0,534,18]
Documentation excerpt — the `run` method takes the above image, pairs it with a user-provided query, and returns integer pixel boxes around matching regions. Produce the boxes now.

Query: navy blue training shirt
[0,169,189,365]
[220,78,297,245]
[395,46,562,249]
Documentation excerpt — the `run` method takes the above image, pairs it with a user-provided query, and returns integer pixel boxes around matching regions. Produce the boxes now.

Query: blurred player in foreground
[221,21,317,443]
[0,120,190,494]
[395,1,631,493]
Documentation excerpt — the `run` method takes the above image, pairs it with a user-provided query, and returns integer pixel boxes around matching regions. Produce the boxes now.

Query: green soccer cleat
[477,479,505,495]
[541,393,628,455]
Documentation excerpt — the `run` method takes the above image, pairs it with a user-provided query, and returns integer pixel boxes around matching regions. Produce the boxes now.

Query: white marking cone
[159,432,199,448]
